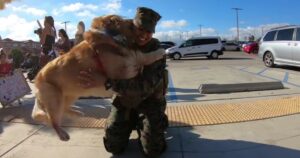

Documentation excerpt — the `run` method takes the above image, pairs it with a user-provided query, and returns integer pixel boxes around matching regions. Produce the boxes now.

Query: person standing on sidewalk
[55,29,71,55]
[74,21,85,45]
[0,49,13,77]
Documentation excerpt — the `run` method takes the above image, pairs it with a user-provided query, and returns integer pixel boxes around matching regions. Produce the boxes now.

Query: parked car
[243,42,259,54]
[160,43,174,49]
[165,36,223,60]
[160,41,176,46]
[258,25,300,67]
[222,42,240,51]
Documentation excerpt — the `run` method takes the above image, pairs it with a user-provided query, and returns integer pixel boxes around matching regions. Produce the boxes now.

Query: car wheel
[236,47,240,51]
[264,52,275,67]
[210,51,219,59]
[172,53,181,60]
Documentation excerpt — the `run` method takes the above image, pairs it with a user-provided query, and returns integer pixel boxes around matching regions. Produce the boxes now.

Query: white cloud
[56,1,121,17]
[10,5,47,16]
[0,14,39,41]
[52,8,60,16]
[61,2,98,12]
[76,10,96,18]
[0,14,78,41]
[154,27,217,44]
[228,23,289,41]
[101,0,122,14]
[159,20,188,28]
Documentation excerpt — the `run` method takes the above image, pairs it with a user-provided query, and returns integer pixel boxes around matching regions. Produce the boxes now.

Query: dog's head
[83,30,127,57]
[91,15,137,49]
[84,30,116,48]
[91,15,123,31]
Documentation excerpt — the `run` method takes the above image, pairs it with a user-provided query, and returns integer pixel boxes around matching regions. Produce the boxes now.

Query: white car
[222,42,240,51]
[258,25,300,67]
[166,36,223,60]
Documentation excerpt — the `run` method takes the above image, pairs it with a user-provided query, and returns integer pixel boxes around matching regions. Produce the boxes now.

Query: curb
[199,81,284,94]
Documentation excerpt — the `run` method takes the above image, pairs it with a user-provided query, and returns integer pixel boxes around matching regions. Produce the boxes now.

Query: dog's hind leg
[31,98,48,124]
[38,82,70,141]
[64,96,84,118]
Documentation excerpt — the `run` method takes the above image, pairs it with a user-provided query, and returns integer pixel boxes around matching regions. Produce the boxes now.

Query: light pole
[232,8,242,42]
[61,21,70,32]
[198,24,203,36]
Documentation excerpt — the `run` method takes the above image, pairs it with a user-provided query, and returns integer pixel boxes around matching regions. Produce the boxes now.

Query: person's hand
[78,68,98,89]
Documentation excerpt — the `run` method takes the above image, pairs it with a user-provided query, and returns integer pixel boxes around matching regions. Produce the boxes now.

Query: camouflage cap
[133,7,161,33]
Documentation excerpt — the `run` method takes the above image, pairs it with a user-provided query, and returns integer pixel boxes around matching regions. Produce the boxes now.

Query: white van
[258,25,300,67]
[165,36,223,60]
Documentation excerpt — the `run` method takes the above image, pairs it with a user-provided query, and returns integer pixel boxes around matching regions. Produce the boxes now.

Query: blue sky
[0,0,299,42]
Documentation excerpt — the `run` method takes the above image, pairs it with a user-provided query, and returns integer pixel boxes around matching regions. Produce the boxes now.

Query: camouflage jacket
[109,38,167,106]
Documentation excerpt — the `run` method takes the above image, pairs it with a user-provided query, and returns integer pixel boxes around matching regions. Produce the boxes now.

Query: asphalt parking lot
[166,51,300,104]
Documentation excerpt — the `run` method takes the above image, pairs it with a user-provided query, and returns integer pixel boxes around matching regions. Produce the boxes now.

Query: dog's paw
[58,129,70,141]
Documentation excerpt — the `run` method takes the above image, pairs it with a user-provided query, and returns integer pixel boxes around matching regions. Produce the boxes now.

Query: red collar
[93,50,107,76]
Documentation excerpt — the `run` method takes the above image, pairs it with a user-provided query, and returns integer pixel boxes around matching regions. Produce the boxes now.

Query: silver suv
[258,25,300,67]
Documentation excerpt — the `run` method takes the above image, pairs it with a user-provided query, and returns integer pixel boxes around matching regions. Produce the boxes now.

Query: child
[0,49,13,77]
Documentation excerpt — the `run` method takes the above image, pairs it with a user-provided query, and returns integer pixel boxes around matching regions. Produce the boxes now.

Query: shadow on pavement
[170,88,200,93]
[167,94,205,103]
[174,126,300,158]
[277,65,300,72]
[112,121,300,158]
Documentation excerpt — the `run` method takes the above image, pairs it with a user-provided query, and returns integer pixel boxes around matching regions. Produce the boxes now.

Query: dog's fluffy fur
[31,15,165,141]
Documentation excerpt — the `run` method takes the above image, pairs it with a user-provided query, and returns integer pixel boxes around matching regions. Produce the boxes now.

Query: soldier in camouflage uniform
[103,7,169,157]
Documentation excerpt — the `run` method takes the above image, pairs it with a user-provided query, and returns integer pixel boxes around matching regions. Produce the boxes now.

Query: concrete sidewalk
[1,113,300,158]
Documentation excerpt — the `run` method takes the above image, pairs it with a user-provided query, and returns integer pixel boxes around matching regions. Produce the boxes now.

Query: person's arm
[78,38,166,98]
[40,26,51,45]
[110,38,167,97]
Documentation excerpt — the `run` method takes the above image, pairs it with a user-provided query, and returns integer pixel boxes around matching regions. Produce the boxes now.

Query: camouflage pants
[103,81,168,157]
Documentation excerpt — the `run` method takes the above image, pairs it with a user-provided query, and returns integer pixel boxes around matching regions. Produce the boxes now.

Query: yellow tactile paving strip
[167,96,300,127]
[1,96,300,128]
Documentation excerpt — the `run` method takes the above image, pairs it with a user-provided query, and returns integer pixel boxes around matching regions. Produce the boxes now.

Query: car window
[263,31,276,41]
[296,28,300,41]
[276,28,294,41]
[198,38,218,45]
[182,40,193,47]
[226,43,237,46]
[192,39,203,45]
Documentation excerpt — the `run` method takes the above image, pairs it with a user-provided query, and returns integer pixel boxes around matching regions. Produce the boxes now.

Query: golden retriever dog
[31,15,165,141]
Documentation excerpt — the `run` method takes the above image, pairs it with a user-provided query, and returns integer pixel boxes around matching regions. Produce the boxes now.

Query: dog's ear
[84,31,103,49]
[83,31,95,44]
